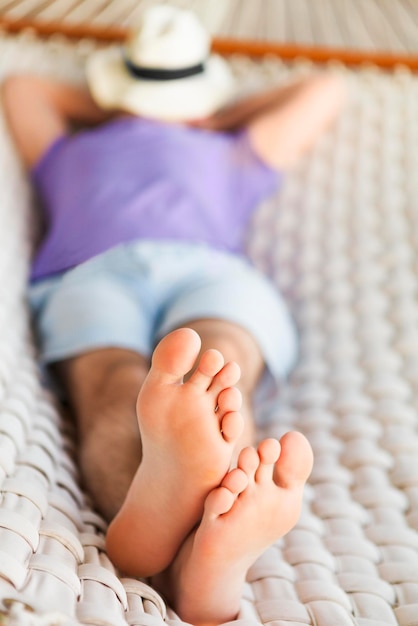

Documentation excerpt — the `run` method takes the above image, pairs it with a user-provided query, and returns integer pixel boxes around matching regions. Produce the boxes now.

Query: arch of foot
[245,61,418,626]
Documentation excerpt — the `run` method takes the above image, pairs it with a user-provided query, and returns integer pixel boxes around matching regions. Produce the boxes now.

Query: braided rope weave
[0,32,417,626]
[1,0,418,53]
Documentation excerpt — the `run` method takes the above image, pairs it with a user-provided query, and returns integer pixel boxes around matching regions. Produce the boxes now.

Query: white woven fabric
[1,0,418,53]
[0,31,417,626]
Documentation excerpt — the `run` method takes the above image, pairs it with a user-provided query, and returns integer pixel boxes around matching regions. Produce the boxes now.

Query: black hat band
[124,55,205,81]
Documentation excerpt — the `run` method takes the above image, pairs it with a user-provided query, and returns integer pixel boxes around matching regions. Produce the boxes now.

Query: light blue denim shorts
[28,241,298,382]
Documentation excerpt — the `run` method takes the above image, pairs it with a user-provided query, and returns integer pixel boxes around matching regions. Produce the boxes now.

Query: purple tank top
[30,117,280,281]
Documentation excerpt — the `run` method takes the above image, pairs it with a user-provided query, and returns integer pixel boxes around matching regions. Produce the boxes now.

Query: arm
[199,73,346,170]
[2,74,114,168]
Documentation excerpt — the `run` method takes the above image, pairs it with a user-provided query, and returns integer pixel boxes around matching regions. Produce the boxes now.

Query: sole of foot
[106,327,246,577]
[167,432,313,625]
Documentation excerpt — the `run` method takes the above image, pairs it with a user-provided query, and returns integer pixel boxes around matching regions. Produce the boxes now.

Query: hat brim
[86,46,236,121]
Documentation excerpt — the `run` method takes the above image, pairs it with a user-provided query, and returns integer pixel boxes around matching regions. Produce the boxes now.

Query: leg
[154,433,314,626]
[55,347,149,520]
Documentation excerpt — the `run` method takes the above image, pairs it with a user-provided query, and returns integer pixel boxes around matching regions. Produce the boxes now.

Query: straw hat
[86,5,236,121]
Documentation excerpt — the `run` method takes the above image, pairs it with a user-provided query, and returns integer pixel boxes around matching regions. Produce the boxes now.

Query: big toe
[274,431,313,489]
[150,328,202,383]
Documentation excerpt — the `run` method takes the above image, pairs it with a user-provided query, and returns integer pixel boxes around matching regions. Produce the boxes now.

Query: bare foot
[158,432,313,626]
[106,328,244,577]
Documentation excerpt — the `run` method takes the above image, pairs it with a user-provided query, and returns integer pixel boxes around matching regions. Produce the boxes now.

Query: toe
[221,467,248,495]
[204,486,235,519]
[151,328,202,383]
[236,446,259,482]
[217,386,242,417]
[187,348,225,390]
[255,439,281,483]
[220,410,244,443]
[209,360,241,395]
[274,431,313,489]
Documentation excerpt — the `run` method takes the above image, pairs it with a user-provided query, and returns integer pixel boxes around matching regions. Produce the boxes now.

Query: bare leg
[55,348,148,519]
[155,432,314,626]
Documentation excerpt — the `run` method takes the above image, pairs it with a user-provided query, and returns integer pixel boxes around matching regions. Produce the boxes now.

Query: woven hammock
[0,3,418,625]
[1,0,418,69]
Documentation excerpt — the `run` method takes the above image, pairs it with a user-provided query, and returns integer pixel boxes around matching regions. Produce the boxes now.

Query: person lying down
[2,5,345,625]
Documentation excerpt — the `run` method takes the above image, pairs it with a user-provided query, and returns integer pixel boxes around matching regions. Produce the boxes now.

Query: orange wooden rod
[0,15,417,71]
[212,38,418,71]
[0,16,127,42]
